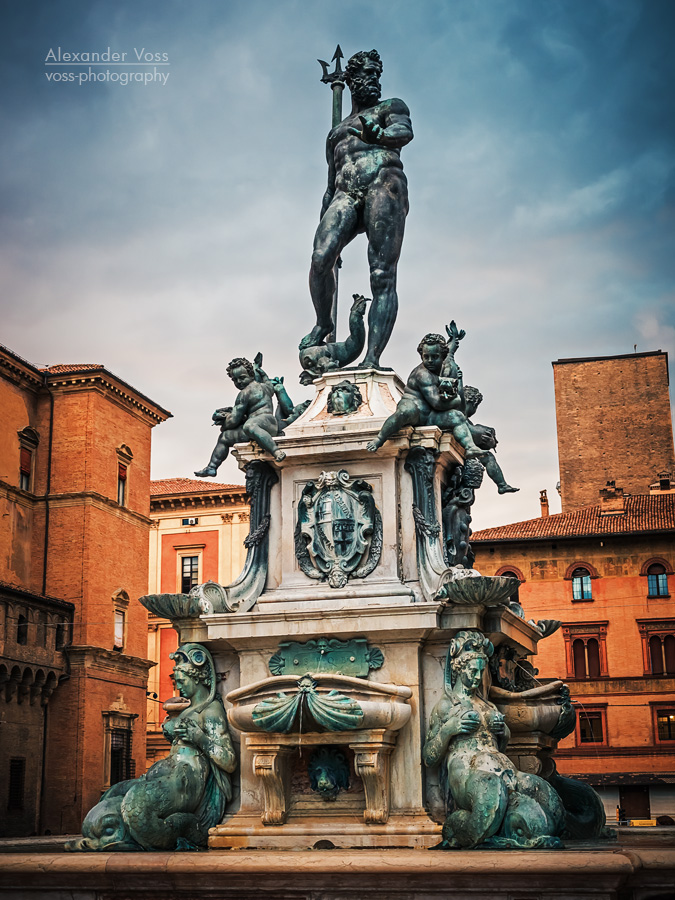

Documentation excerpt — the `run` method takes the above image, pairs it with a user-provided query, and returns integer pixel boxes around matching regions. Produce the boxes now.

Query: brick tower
[553,351,675,512]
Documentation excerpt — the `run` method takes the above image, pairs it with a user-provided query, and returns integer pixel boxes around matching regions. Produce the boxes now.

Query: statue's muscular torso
[328,98,410,195]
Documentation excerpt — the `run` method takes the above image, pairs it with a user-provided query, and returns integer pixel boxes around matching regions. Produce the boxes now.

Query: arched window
[665,636,675,675]
[649,633,675,676]
[500,570,520,606]
[572,639,586,678]
[563,623,609,679]
[586,639,601,677]
[647,564,669,598]
[650,635,664,675]
[572,567,593,601]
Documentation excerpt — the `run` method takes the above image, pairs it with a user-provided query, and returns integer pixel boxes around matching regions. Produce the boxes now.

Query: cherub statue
[463,386,518,494]
[68,643,236,851]
[195,356,287,476]
[299,294,367,385]
[366,332,484,455]
[423,631,564,850]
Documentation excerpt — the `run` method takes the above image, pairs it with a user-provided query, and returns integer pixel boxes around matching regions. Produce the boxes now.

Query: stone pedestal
[174,369,554,850]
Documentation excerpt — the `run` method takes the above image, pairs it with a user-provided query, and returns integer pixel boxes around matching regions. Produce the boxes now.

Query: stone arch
[31,669,46,705]
[563,560,600,580]
[116,443,133,462]
[17,425,40,447]
[495,564,526,582]
[640,556,673,576]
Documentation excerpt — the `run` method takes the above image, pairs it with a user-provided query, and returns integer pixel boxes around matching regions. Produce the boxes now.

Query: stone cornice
[46,490,152,525]
[0,345,44,390]
[0,479,40,507]
[566,675,675,694]
[556,744,675,758]
[0,480,152,525]
[67,645,156,677]
[45,368,171,426]
[151,492,249,512]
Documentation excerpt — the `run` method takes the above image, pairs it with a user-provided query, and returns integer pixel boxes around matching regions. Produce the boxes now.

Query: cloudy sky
[1,0,673,528]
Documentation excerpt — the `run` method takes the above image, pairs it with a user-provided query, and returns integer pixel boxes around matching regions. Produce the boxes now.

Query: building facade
[474,348,675,822]
[0,344,170,835]
[473,483,675,820]
[146,478,248,766]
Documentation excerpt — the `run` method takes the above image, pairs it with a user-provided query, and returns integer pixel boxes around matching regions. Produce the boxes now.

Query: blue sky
[1,0,673,527]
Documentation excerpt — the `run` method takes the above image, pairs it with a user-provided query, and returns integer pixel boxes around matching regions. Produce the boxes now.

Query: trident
[317,45,345,342]
[318,44,345,129]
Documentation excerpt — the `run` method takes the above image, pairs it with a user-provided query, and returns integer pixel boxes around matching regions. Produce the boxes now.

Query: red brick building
[474,349,675,822]
[0,344,170,835]
[146,477,247,766]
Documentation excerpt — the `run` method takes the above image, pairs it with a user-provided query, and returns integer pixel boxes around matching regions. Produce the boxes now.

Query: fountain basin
[442,574,519,607]
[490,680,573,737]
[227,673,412,734]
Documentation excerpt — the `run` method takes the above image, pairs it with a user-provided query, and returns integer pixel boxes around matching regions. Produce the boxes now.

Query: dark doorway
[619,785,650,819]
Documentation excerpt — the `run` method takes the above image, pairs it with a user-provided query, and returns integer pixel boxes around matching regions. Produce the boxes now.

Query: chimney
[659,471,673,492]
[599,480,625,515]
[539,489,549,517]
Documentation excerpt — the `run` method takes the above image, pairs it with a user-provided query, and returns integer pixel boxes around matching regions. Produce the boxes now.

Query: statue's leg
[304,195,358,349]
[443,411,486,458]
[443,775,508,848]
[243,417,286,462]
[483,452,519,493]
[195,432,232,477]
[362,181,408,367]
[366,401,420,452]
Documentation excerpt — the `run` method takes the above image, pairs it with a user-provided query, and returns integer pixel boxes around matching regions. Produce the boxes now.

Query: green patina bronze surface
[252,675,364,733]
[269,637,383,678]
[423,631,565,850]
[68,643,236,852]
[301,49,413,369]
[326,378,364,416]
[299,294,367,384]
[308,747,351,801]
[194,357,288,476]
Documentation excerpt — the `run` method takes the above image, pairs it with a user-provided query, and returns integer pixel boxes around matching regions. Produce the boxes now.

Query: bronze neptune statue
[301,49,413,369]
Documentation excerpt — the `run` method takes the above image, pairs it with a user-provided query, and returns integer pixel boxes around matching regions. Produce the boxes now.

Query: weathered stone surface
[0,847,674,899]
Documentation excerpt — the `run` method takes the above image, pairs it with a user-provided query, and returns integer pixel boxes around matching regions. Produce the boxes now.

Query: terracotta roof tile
[472,494,675,543]
[150,477,245,496]
[40,363,104,374]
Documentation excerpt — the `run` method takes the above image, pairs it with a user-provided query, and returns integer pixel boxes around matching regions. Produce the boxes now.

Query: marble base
[210,814,440,849]
[1,847,674,899]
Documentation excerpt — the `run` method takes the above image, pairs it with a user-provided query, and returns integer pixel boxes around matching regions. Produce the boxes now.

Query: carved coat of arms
[294,470,382,588]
